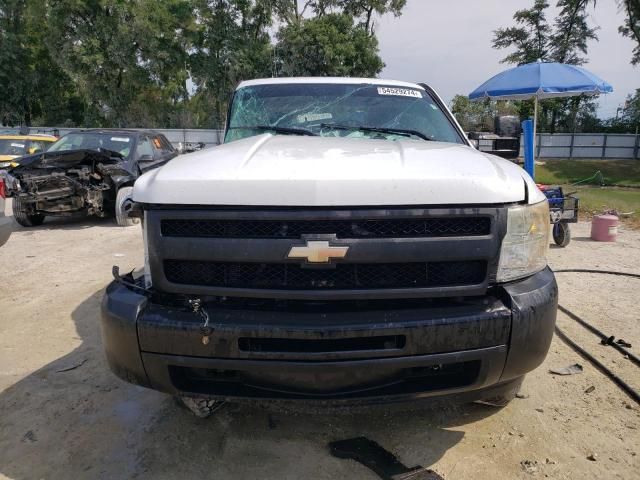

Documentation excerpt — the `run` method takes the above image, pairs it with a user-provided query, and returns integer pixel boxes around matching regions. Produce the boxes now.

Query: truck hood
[134,134,543,206]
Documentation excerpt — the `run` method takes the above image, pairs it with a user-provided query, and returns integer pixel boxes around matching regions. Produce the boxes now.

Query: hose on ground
[554,269,640,279]
[557,305,640,367]
[554,326,640,405]
[552,268,640,404]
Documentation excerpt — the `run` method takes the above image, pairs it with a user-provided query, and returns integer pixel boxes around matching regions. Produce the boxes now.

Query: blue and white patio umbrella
[469,61,613,152]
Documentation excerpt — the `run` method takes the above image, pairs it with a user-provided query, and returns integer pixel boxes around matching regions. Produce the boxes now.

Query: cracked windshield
[225,83,464,144]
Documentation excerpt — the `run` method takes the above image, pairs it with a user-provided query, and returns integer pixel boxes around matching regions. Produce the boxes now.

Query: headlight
[0,161,11,169]
[496,200,550,282]
[142,211,152,288]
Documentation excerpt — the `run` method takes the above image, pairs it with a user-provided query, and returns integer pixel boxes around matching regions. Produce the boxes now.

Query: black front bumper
[100,268,557,405]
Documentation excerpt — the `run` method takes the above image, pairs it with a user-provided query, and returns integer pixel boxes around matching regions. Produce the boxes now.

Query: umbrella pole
[533,96,538,161]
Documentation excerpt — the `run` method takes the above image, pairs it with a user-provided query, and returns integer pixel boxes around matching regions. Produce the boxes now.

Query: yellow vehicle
[0,134,58,168]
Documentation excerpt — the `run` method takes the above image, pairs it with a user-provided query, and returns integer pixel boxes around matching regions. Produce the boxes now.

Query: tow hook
[188,298,212,345]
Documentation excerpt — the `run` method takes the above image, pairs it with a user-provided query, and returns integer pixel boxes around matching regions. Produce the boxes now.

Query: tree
[618,0,640,65]
[188,0,274,128]
[549,0,597,65]
[0,0,84,126]
[450,95,520,132]
[546,0,598,132]
[492,0,600,133]
[3,0,407,128]
[45,0,203,127]
[339,0,406,35]
[492,0,551,65]
[275,13,384,77]
[272,1,405,35]
[619,89,640,126]
[46,1,149,126]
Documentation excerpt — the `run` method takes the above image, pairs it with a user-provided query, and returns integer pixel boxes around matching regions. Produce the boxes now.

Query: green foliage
[492,0,604,134]
[0,0,406,128]
[600,89,640,133]
[493,0,598,66]
[273,0,406,34]
[0,0,84,126]
[45,0,201,127]
[618,0,640,65]
[275,13,384,77]
[549,0,598,65]
[450,95,519,132]
[492,0,551,65]
[188,0,274,128]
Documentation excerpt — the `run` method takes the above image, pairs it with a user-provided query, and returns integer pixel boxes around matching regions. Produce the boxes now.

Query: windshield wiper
[231,125,317,136]
[320,124,431,141]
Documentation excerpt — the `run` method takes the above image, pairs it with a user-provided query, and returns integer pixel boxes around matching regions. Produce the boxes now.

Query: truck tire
[115,186,138,227]
[553,222,571,247]
[12,198,45,227]
[176,396,226,418]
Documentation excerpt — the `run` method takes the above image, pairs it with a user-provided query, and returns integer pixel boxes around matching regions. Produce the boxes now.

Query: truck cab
[101,78,557,416]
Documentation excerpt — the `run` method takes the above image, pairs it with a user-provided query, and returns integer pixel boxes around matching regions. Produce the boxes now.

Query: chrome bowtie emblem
[287,240,349,263]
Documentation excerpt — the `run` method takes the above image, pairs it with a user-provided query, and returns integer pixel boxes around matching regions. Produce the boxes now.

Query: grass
[563,186,640,229]
[527,159,640,228]
[535,159,640,187]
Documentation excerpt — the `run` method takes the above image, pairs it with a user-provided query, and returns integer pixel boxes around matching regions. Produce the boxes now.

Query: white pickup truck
[102,78,557,417]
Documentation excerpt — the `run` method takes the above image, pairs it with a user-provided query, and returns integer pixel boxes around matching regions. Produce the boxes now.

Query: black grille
[161,217,491,239]
[163,260,487,290]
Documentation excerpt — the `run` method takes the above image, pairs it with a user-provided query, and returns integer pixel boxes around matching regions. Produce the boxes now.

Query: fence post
[601,134,607,159]
[522,119,535,178]
[635,127,639,160]
[536,133,541,158]
[569,132,575,159]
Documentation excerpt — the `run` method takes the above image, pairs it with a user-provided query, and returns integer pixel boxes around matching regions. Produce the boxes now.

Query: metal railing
[518,133,640,159]
[3,127,639,159]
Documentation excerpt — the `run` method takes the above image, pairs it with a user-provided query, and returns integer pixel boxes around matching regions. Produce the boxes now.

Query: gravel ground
[0,207,638,480]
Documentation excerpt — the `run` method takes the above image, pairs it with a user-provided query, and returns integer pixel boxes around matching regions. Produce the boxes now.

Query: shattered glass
[225,83,464,144]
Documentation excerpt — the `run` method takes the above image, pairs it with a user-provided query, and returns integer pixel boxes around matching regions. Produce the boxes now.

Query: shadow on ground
[0,287,501,479]
[11,215,118,232]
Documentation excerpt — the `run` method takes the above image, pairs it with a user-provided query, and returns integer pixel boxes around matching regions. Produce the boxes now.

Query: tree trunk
[569,96,581,132]
[365,7,374,35]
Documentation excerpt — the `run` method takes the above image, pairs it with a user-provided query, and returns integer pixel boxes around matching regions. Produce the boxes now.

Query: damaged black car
[4,129,177,227]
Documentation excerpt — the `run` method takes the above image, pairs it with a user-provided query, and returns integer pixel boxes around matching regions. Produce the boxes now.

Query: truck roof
[237,77,426,90]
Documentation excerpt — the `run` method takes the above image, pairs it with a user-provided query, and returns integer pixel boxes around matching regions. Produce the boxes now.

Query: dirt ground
[0,205,638,480]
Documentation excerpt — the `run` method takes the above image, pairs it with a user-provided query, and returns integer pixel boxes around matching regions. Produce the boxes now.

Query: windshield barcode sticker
[297,112,333,123]
[10,143,25,148]
[111,137,130,142]
[377,87,422,98]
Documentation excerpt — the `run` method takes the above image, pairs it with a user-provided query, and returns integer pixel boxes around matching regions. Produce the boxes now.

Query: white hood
[134,134,544,206]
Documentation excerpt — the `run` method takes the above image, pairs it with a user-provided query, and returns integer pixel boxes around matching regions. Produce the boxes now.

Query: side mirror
[138,154,153,162]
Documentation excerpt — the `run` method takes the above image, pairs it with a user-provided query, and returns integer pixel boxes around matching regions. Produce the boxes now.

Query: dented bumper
[101,268,557,404]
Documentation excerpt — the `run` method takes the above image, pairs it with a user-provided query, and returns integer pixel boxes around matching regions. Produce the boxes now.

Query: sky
[375,0,638,118]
